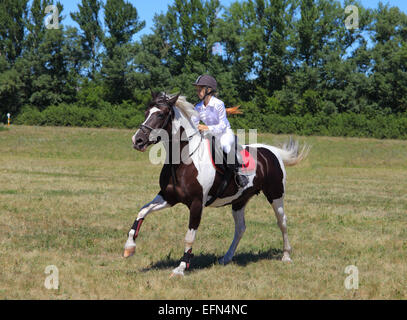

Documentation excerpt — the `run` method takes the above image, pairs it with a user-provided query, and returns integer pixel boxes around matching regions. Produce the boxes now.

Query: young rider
[191,74,248,188]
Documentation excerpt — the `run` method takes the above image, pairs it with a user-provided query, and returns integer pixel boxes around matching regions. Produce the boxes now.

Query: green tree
[16,1,79,109]
[280,0,373,115]
[101,0,145,103]
[103,0,145,56]
[133,32,173,99]
[149,0,222,100]
[0,0,28,118]
[70,0,104,79]
[215,0,298,103]
[0,56,24,118]
[367,3,407,114]
[0,0,28,64]
[252,0,297,95]
[215,0,257,101]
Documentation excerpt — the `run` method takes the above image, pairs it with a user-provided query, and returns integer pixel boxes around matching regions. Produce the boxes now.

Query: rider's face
[196,86,206,100]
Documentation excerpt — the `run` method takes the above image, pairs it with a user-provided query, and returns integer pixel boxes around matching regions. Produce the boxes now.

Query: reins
[141,103,203,190]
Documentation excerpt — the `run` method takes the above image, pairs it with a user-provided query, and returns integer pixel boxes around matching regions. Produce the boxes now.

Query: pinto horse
[124,92,309,277]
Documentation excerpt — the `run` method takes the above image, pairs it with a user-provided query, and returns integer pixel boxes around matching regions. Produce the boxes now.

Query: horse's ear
[150,89,158,100]
[167,93,180,106]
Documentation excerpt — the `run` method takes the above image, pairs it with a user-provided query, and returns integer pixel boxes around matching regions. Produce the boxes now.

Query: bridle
[137,101,202,189]
[138,103,201,151]
[138,104,174,140]
[139,106,172,132]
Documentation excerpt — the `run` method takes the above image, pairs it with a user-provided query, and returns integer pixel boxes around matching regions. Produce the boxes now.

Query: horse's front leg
[123,194,170,258]
[171,200,202,277]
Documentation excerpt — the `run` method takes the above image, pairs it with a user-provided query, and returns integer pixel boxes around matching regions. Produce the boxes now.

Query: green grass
[0,125,406,299]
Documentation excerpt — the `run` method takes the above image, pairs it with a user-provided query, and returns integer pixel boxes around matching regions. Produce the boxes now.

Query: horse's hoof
[170,270,184,278]
[282,254,292,263]
[123,247,135,258]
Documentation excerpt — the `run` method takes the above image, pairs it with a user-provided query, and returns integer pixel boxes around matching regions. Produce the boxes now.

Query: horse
[124,91,309,277]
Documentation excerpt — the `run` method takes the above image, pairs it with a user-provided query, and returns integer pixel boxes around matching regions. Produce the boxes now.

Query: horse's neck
[171,107,202,158]
[173,107,198,137]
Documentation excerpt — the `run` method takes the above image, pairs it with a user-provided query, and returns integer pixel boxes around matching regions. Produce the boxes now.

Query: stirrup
[235,173,249,188]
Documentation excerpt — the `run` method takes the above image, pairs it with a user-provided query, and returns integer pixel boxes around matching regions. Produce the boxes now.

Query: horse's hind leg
[219,204,247,265]
[268,196,292,263]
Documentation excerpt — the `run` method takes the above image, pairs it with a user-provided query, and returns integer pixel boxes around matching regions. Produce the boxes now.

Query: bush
[77,81,109,109]
[15,103,145,129]
[14,103,407,140]
[14,106,44,125]
[262,112,407,140]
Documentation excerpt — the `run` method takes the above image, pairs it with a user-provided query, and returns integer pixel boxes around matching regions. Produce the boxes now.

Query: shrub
[14,103,407,140]
[260,112,407,139]
[14,106,44,125]
[15,102,146,130]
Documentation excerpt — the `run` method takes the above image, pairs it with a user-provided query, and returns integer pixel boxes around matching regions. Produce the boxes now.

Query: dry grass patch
[0,126,406,299]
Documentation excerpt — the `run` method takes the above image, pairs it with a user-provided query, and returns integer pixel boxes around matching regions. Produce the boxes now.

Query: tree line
[1,0,406,138]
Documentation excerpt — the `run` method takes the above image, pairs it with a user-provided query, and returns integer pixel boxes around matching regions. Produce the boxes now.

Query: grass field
[0,125,406,300]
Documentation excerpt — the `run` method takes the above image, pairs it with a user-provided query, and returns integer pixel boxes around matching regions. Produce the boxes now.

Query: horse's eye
[157,114,165,119]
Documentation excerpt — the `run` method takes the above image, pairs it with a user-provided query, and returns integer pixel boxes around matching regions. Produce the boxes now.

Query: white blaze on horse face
[133,107,161,144]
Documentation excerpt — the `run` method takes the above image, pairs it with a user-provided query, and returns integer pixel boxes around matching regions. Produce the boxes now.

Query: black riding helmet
[193,75,217,101]
[192,75,217,91]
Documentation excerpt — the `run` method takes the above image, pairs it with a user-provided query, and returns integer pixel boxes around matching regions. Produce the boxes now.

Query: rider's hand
[198,124,209,132]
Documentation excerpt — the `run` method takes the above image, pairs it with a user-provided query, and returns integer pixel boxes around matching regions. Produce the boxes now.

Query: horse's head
[132,91,180,152]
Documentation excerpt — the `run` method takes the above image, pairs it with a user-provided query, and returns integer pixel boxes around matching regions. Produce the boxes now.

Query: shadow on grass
[140,248,283,273]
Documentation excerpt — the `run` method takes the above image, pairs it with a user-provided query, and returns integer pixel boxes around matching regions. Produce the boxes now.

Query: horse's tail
[274,138,310,167]
[226,106,243,115]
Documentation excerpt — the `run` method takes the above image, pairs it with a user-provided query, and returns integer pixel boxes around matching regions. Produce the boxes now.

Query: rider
[192,74,249,188]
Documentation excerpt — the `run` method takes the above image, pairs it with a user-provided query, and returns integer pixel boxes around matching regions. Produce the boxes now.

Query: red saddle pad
[206,139,256,174]
[240,148,256,173]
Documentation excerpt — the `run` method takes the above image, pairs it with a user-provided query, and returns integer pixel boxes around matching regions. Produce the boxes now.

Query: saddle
[204,133,256,207]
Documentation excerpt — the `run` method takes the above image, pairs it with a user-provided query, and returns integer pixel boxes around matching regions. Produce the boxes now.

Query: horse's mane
[166,93,198,119]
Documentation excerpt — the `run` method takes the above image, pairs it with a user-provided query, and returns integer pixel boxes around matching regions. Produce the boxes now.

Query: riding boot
[231,150,249,188]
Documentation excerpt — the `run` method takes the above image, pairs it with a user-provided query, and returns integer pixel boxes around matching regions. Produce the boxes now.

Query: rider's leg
[220,130,248,188]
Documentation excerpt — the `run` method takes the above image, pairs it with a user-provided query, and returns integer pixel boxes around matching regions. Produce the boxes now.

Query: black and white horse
[124,92,309,277]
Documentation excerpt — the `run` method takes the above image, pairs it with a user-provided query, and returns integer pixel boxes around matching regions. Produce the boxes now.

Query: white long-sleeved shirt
[191,96,231,136]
